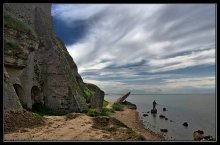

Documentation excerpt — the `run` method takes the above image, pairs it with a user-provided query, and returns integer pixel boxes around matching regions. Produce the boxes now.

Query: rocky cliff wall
[3,3,103,113]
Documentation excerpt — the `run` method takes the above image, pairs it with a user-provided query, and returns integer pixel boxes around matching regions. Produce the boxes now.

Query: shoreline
[112,107,165,141]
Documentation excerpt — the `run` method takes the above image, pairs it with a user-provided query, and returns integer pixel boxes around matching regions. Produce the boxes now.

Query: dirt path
[112,108,165,141]
[4,114,114,141]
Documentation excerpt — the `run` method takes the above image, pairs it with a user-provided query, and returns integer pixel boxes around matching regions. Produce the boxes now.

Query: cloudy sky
[52,4,216,94]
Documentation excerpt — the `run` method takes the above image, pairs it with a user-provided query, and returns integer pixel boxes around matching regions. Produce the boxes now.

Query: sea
[104,94,216,141]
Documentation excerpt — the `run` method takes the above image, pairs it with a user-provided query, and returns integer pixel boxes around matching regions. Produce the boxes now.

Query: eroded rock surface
[3,3,103,113]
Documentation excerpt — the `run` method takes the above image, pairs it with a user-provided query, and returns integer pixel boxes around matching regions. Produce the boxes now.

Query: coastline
[112,106,165,141]
[4,103,165,141]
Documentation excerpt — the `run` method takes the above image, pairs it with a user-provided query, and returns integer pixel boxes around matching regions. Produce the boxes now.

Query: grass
[112,103,124,111]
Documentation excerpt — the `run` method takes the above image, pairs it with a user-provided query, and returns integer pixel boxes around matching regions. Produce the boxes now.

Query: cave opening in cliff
[13,84,26,108]
[31,86,42,106]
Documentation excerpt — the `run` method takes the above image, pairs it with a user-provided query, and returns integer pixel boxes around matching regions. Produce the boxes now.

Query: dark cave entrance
[31,86,42,111]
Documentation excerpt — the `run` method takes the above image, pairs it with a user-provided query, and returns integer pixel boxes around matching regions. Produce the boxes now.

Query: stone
[203,135,215,141]
[165,118,168,120]
[151,108,157,114]
[197,130,204,134]
[115,92,131,103]
[121,100,137,110]
[193,130,215,141]
[159,114,165,119]
[163,108,167,111]
[193,131,204,141]
[182,122,188,127]
[160,128,168,132]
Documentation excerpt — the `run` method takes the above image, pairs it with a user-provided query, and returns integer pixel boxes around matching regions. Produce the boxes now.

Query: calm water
[104,94,216,141]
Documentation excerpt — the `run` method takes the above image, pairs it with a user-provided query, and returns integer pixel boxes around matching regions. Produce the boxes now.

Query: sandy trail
[112,108,164,141]
[4,114,113,141]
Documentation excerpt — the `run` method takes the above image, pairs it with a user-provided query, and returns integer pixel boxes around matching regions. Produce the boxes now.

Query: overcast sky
[52,4,216,94]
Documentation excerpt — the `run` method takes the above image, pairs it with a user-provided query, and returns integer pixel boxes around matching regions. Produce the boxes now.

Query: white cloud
[52,4,216,93]
[148,48,215,73]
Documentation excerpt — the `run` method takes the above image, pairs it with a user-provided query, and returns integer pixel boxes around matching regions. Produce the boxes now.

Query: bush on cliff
[100,108,115,116]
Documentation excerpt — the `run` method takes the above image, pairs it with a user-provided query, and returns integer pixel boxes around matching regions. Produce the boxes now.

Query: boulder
[115,92,131,103]
[159,114,165,119]
[163,108,167,111]
[182,122,188,127]
[193,130,215,141]
[165,118,168,120]
[193,131,204,141]
[143,114,148,117]
[121,100,137,110]
[160,128,168,132]
[151,108,157,114]
[197,130,204,134]
[203,135,215,141]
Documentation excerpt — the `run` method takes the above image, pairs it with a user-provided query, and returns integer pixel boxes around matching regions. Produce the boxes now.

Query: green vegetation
[4,15,37,40]
[86,108,99,117]
[112,103,124,111]
[100,108,115,116]
[81,85,94,103]
[84,86,93,97]
[86,107,115,117]
[126,130,137,138]
[103,100,109,108]
[32,103,67,116]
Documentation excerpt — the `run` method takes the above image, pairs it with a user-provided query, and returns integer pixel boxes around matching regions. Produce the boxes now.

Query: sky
[51,4,216,94]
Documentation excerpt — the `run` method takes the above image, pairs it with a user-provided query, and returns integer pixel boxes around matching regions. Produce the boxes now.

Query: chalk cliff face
[3,3,104,113]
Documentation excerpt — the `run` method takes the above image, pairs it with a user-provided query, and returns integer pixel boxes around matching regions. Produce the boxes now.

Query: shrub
[112,103,124,111]
[86,108,99,117]
[100,108,115,116]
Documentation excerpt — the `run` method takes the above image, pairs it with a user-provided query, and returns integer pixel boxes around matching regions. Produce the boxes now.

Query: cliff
[3,3,104,113]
